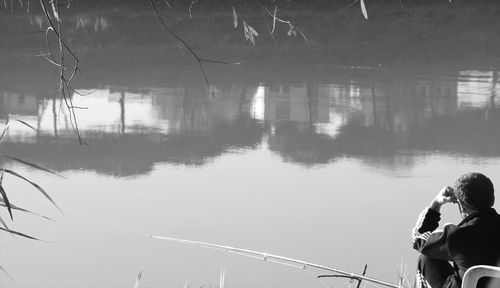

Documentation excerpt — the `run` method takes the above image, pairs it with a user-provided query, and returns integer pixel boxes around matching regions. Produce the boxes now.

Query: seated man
[412,172,500,288]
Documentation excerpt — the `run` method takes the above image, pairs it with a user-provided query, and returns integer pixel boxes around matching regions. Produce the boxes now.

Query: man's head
[453,172,495,211]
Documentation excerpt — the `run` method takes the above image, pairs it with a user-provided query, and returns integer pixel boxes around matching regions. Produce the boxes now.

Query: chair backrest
[462,265,500,288]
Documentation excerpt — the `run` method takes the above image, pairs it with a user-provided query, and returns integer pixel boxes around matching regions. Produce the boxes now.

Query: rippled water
[1,2,500,288]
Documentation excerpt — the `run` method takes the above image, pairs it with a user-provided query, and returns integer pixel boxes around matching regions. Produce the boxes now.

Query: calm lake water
[1,2,500,288]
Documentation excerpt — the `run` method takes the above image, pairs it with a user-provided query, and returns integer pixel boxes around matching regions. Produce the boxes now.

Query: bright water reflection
[1,68,500,175]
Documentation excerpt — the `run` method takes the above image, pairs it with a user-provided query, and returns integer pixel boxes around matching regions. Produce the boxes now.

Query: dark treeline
[3,0,500,67]
[2,0,499,14]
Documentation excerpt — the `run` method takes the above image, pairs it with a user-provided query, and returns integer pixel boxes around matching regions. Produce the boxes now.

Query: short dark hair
[453,172,495,210]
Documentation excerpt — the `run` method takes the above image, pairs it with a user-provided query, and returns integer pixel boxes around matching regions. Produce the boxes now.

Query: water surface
[1,3,500,288]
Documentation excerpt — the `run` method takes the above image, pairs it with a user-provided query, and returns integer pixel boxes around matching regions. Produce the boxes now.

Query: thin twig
[261,7,278,44]
[199,58,238,65]
[39,0,86,144]
[255,0,307,42]
[347,0,359,8]
[158,0,171,8]
[148,0,236,98]
[188,0,198,19]
[399,0,411,18]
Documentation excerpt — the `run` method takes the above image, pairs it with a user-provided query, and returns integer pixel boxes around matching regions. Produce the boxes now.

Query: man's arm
[412,207,441,249]
[411,186,456,258]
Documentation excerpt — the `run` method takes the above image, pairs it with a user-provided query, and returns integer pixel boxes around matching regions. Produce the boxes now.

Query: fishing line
[66,209,151,238]
[66,208,335,288]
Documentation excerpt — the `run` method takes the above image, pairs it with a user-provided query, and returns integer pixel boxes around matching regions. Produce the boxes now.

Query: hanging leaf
[243,20,250,40]
[249,24,258,37]
[232,6,238,28]
[3,169,62,212]
[287,23,297,37]
[0,184,13,220]
[271,5,277,33]
[360,0,368,19]
[242,21,258,45]
[1,155,66,179]
[50,0,60,22]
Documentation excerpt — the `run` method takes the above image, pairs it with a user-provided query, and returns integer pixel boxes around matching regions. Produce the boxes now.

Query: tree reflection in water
[1,66,500,177]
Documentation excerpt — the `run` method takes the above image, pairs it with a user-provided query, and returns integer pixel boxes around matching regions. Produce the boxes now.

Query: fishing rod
[151,235,404,288]
[66,210,404,288]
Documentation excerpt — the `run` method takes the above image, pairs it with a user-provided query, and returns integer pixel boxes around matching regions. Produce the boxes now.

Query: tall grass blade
[0,184,13,220]
[14,119,37,132]
[133,271,144,288]
[360,0,368,19]
[0,120,37,141]
[3,169,62,212]
[219,269,225,288]
[0,202,53,221]
[232,6,237,28]
[0,214,9,229]
[15,119,36,132]
[0,226,39,240]
[0,264,14,281]
[0,121,12,141]
[0,214,18,239]
[2,155,66,179]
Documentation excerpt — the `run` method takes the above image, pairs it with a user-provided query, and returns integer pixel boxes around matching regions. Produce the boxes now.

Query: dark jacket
[412,207,500,288]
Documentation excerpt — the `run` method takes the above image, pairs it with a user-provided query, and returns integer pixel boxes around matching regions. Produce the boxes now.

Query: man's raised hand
[429,186,457,212]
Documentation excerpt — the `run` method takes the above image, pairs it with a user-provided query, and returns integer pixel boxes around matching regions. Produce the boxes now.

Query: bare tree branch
[39,0,86,144]
[148,0,238,98]
[399,0,411,18]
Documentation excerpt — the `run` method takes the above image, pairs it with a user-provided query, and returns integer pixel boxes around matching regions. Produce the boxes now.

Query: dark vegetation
[3,0,500,67]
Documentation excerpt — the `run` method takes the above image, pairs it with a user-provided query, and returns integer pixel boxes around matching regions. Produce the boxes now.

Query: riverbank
[2,0,500,67]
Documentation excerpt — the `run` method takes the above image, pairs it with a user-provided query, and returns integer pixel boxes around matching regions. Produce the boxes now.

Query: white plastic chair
[461,265,500,288]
